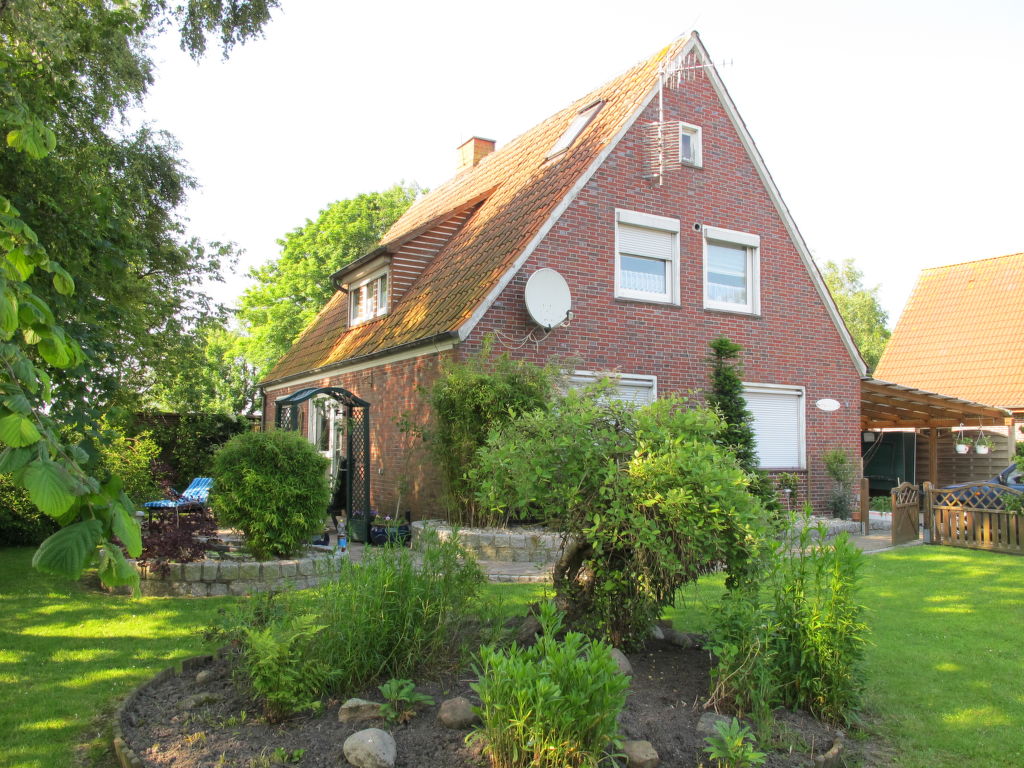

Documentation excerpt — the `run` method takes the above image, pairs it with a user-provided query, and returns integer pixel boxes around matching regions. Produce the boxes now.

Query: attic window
[679,122,702,167]
[547,101,603,159]
[349,269,388,326]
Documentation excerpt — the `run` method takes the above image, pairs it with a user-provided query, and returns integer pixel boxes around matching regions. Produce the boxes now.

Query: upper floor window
[703,225,760,314]
[614,209,680,305]
[679,122,702,167]
[349,269,388,325]
[547,101,603,159]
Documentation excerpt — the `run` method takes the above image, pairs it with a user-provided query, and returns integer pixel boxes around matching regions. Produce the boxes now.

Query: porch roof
[861,378,1014,430]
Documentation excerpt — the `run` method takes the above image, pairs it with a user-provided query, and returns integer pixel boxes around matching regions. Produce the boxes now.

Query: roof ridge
[921,251,1024,273]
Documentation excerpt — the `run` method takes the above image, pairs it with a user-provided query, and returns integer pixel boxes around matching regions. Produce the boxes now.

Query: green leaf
[23,459,77,516]
[0,412,41,447]
[111,502,142,557]
[97,543,139,591]
[0,446,34,473]
[3,393,31,415]
[32,519,103,579]
[5,246,35,280]
[49,263,75,296]
[0,289,17,338]
[10,355,36,391]
[38,336,70,367]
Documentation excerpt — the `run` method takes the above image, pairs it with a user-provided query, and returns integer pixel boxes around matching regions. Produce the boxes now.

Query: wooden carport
[861,378,1015,486]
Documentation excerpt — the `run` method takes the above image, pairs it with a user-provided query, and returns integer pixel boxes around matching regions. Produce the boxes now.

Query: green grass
[5,544,1022,768]
[668,546,1024,768]
[0,548,232,768]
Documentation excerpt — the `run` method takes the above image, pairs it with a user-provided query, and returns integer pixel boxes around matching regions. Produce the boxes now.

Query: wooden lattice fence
[926,481,1024,555]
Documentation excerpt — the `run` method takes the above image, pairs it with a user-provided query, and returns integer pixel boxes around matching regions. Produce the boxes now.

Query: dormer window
[547,101,603,159]
[349,269,389,326]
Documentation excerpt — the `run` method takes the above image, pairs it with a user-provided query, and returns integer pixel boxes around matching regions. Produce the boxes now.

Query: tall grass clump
[217,531,485,719]
[707,514,868,728]
[470,603,629,768]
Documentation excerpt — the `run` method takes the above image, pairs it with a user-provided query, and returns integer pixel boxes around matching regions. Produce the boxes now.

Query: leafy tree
[238,185,420,378]
[820,258,890,372]
[0,0,278,589]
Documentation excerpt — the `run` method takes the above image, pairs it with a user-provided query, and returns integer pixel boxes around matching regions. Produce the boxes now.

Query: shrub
[216,531,485,719]
[142,412,247,488]
[212,430,330,559]
[707,515,869,726]
[425,339,563,526]
[95,418,163,504]
[823,448,856,519]
[470,603,629,768]
[137,508,217,576]
[473,385,767,648]
[0,474,57,546]
[703,718,767,768]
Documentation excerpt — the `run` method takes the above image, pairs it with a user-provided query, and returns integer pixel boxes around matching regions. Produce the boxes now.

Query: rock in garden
[516,615,542,646]
[696,711,735,736]
[649,624,665,640]
[338,698,384,723]
[609,648,633,676]
[622,739,660,768]
[664,630,705,649]
[437,696,479,729]
[343,728,396,768]
[814,733,845,768]
[180,692,221,710]
[194,668,221,685]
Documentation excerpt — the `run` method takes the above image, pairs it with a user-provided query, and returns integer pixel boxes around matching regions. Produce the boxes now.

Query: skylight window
[547,101,603,159]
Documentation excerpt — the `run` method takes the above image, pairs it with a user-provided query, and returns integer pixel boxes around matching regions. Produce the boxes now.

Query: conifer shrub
[211,430,330,559]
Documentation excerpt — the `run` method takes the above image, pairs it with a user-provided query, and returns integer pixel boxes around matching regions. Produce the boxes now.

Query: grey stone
[298,558,315,576]
[188,582,209,597]
[622,740,660,768]
[609,648,633,676]
[437,696,479,729]
[338,698,384,723]
[516,615,542,646]
[279,559,299,577]
[342,728,396,768]
[696,711,735,736]
[201,561,219,581]
[195,668,222,685]
[238,562,260,580]
[218,561,239,580]
[229,580,252,596]
[182,562,202,581]
[665,630,705,649]
[208,582,228,597]
[260,562,281,580]
[509,534,527,549]
[649,624,665,640]
[180,692,220,710]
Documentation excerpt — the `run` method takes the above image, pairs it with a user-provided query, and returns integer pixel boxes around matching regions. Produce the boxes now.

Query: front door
[310,396,345,481]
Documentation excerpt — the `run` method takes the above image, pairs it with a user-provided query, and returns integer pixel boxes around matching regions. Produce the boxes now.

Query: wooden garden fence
[924,481,1024,555]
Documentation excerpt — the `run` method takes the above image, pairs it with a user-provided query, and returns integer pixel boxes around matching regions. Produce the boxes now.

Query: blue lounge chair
[144,477,213,522]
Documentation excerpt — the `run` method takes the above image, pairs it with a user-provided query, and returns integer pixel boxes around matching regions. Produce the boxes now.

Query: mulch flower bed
[119,635,863,768]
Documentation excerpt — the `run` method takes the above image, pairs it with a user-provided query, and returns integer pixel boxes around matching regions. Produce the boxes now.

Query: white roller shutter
[568,371,656,406]
[744,383,805,469]
[617,223,674,260]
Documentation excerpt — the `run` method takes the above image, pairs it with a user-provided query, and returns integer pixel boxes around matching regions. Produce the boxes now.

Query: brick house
[259,32,866,517]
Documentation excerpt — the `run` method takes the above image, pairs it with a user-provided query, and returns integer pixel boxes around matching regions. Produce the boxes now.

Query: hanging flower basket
[954,442,971,454]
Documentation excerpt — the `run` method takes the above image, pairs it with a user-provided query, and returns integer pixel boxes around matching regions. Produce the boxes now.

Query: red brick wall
[262,350,450,519]
[460,73,862,512]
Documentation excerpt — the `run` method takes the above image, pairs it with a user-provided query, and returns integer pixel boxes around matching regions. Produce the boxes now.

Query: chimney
[457,136,495,172]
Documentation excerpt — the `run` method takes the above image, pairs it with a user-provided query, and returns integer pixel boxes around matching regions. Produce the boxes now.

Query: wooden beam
[929,428,938,486]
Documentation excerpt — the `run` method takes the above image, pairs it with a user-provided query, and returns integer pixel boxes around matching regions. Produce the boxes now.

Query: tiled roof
[874,253,1024,408]
[264,37,684,384]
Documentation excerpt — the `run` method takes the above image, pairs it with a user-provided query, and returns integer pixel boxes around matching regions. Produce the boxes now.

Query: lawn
[2,544,1022,768]
[669,544,1024,768]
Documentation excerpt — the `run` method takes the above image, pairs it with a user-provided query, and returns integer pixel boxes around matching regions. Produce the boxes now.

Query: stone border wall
[136,549,339,597]
[412,520,562,563]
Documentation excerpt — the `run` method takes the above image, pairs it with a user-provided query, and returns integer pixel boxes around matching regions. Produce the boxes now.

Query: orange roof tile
[874,253,1024,409]
[264,37,685,384]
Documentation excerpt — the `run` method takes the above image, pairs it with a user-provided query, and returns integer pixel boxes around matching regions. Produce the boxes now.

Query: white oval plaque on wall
[815,398,841,412]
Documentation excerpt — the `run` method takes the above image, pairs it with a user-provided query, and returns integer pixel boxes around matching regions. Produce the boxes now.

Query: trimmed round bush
[212,430,330,559]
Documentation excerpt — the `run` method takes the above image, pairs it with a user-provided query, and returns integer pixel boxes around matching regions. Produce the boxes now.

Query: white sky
[140,0,1024,327]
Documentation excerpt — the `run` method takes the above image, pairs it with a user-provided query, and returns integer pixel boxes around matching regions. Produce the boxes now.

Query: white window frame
[679,121,703,167]
[614,209,680,305]
[349,268,389,326]
[743,382,805,470]
[702,225,760,314]
[568,370,657,406]
[547,101,603,159]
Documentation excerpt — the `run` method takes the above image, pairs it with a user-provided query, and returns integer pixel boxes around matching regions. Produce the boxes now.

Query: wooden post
[860,477,870,534]
[922,481,933,544]
[928,427,939,486]
[1006,417,1017,460]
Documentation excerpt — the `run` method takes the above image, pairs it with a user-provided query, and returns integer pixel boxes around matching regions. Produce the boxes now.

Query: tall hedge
[212,430,330,559]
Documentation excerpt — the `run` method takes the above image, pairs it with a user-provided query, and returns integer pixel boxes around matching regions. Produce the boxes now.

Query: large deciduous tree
[238,185,419,378]
[0,0,278,589]
[820,258,890,373]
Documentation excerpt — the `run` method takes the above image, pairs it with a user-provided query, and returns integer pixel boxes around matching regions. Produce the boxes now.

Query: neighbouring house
[259,32,866,518]
[871,253,1024,485]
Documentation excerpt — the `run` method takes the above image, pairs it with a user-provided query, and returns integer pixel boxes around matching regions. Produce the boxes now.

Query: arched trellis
[274,386,371,542]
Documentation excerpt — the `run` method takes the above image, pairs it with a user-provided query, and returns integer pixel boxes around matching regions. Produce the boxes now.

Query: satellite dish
[816,398,841,412]
[524,268,572,330]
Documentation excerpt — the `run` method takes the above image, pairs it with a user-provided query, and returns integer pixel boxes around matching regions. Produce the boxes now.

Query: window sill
[702,304,761,318]
[614,294,680,307]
